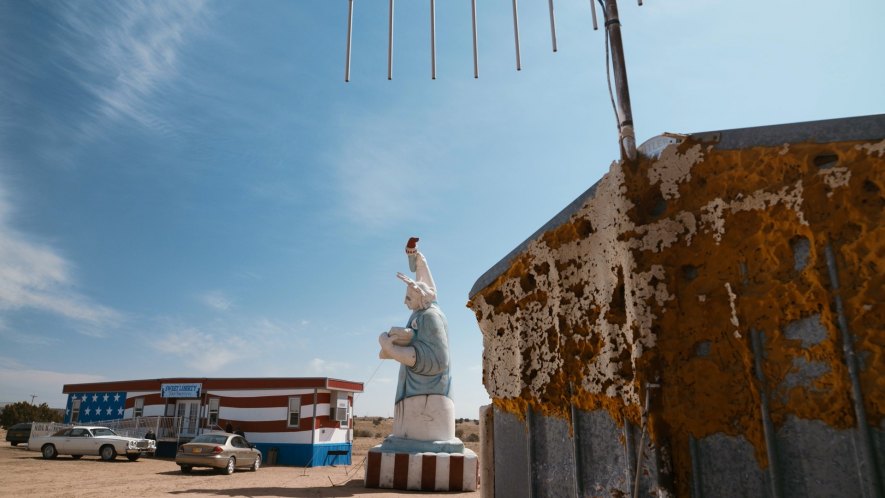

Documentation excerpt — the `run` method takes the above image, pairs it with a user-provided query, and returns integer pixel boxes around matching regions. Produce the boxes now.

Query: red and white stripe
[365,450,478,491]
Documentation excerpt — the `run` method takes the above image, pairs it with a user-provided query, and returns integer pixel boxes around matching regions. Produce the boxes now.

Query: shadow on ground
[167,478,449,496]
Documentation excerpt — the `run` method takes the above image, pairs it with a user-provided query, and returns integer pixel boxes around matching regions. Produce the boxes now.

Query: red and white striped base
[365,448,478,491]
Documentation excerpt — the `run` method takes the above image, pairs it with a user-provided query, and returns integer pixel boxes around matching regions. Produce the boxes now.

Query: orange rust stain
[469,138,884,496]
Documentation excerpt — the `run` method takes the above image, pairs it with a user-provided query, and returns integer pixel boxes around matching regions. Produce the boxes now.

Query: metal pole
[430,0,437,79]
[345,0,354,82]
[688,435,704,498]
[590,0,599,30]
[739,261,784,498]
[311,388,318,447]
[602,0,637,160]
[825,244,884,497]
[569,385,585,498]
[632,384,658,498]
[750,327,783,498]
[471,0,479,78]
[548,0,558,52]
[387,0,394,80]
[623,415,636,489]
[511,0,521,70]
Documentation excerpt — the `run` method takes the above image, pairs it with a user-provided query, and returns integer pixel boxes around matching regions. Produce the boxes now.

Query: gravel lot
[0,435,481,498]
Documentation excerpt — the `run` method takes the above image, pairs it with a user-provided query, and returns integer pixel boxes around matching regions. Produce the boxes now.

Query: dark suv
[5,422,32,446]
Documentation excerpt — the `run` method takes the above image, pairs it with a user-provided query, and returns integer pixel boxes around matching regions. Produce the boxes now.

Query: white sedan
[30,426,156,461]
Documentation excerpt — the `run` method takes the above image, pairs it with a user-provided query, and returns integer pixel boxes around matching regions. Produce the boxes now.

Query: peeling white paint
[647,143,704,200]
[471,142,857,411]
[634,212,698,253]
[725,282,740,338]
[818,167,851,197]
[778,143,790,156]
[473,159,677,408]
[725,283,739,327]
[855,139,885,157]
[701,180,809,243]
[700,198,729,242]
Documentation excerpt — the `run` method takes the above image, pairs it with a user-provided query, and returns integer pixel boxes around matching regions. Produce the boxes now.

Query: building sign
[161,383,202,398]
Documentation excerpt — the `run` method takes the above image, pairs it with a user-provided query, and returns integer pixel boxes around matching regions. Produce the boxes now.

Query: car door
[231,436,252,465]
[65,428,91,454]
[83,428,104,454]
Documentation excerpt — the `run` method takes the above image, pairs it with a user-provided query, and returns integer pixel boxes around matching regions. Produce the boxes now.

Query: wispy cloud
[0,180,121,333]
[149,316,303,373]
[309,358,351,375]
[152,326,245,372]
[0,357,106,407]
[55,0,209,136]
[199,290,233,311]
[0,319,60,347]
[332,119,446,229]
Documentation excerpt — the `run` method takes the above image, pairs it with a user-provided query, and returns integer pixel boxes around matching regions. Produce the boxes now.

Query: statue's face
[404,286,425,311]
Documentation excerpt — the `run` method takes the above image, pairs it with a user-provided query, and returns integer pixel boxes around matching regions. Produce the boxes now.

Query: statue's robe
[395,303,451,403]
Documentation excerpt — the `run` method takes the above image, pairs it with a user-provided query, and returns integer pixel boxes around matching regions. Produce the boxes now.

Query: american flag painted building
[65,391,127,423]
[62,377,363,466]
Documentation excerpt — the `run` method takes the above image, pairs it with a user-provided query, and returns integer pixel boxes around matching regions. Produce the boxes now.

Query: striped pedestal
[365,448,478,491]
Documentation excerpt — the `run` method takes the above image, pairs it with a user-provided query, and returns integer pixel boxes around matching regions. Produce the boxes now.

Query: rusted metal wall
[470,115,885,497]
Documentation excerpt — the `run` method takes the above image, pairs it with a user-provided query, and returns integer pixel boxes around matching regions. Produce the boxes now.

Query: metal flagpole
[602,0,637,160]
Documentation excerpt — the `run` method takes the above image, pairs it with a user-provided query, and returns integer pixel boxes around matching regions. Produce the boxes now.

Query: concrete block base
[365,447,478,491]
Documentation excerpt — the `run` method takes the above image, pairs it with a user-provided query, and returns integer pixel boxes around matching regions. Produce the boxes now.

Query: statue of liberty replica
[366,237,477,491]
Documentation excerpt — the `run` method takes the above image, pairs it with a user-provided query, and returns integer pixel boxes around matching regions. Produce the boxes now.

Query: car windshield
[190,434,228,445]
[91,428,117,437]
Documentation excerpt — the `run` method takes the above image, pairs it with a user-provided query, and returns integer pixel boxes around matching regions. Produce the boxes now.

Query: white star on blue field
[1,0,882,417]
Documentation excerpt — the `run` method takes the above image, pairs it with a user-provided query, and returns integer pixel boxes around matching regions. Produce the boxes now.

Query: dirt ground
[0,423,482,498]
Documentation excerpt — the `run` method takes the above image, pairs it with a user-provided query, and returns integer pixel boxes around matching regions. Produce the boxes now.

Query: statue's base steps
[365,448,478,491]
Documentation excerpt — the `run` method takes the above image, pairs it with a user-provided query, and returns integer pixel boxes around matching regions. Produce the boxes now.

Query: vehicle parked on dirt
[29,426,156,461]
[175,432,261,475]
[5,422,32,446]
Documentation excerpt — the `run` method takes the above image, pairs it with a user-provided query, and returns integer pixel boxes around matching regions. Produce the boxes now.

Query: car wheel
[10,442,18,446]
[221,457,235,475]
[250,453,261,471]
[71,455,83,460]
[41,444,58,459]
[99,445,117,461]
[127,454,140,462]
[180,465,192,474]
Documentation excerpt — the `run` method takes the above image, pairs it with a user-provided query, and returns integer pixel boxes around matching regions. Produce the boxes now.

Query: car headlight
[128,441,137,449]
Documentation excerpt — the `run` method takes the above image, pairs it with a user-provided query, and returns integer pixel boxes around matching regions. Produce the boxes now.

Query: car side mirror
[249,443,256,449]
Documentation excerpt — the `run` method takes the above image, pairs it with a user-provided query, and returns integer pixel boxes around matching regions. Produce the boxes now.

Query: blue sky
[0,0,882,419]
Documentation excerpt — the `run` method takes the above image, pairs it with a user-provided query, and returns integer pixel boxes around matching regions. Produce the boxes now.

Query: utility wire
[600,0,620,133]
